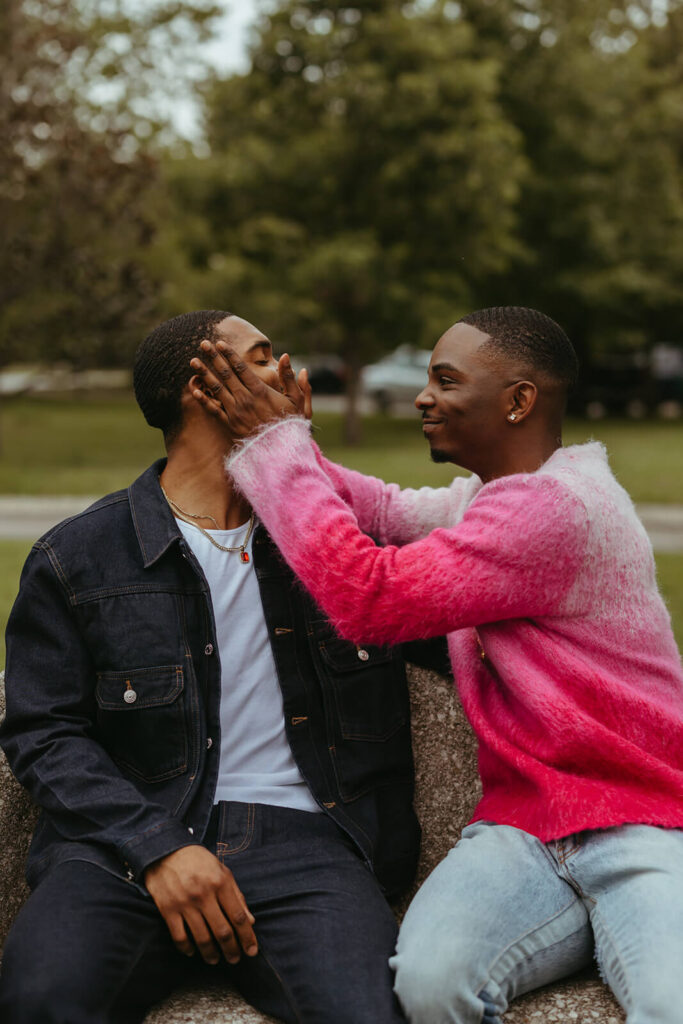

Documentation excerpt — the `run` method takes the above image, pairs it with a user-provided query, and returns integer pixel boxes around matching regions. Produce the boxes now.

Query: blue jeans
[0,802,405,1024]
[391,820,683,1024]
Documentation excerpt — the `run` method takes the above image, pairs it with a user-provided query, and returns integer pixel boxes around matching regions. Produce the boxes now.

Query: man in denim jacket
[0,311,421,1024]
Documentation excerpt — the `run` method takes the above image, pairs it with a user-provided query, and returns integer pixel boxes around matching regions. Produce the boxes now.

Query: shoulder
[463,455,593,556]
[38,489,131,550]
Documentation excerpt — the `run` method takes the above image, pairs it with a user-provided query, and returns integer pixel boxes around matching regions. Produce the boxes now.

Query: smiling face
[415,323,522,478]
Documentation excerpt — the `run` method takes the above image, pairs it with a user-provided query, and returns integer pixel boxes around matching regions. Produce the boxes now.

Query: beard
[429,447,451,463]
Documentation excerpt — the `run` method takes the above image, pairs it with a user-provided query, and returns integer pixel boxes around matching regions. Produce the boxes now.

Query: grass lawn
[1,539,33,665]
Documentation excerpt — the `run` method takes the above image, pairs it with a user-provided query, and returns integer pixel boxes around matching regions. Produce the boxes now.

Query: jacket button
[357,648,369,661]
[204,643,214,655]
[123,688,137,704]
[206,737,213,750]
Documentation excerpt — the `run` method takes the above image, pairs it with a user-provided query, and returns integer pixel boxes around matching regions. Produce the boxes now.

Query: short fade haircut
[458,306,579,391]
[134,310,232,439]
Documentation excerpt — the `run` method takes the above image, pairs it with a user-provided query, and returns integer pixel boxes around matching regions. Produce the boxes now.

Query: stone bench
[0,667,623,1023]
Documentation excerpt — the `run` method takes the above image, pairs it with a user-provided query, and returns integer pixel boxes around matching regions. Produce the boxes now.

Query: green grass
[1,540,34,666]
[0,396,682,500]
[658,555,683,650]
[0,395,164,495]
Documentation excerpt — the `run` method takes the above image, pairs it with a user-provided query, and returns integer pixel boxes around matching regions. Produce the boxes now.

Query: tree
[168,0,683,427]
[457,0,683,369]
[0,0,220,370]
[168,0,526,441]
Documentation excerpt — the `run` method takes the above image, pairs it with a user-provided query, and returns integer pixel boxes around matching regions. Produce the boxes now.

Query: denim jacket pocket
[95,665,188,783]
[318,637,406,741]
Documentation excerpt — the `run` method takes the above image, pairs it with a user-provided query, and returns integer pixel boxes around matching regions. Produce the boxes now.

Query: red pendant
[240,550,250,563]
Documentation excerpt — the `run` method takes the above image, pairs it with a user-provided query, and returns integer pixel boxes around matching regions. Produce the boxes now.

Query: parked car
[361,345,431,412]
[289,354,347,394]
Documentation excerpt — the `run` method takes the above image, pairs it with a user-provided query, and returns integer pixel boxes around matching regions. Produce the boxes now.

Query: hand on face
[190,340,312,440]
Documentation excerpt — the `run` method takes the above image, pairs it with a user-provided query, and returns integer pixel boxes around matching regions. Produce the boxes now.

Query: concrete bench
[0,667,623,1023]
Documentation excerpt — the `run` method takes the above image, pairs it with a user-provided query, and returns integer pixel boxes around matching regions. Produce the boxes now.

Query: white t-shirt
[177,517,320,812]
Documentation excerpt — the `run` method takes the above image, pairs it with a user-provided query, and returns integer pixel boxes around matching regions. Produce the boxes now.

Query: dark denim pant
[0,803,405,1024]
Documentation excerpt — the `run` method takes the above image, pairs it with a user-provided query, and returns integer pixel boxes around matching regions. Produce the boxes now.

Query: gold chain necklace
[161,486,255,563]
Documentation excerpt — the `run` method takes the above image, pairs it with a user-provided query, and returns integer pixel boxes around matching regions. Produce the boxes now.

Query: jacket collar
[128,459,184,568]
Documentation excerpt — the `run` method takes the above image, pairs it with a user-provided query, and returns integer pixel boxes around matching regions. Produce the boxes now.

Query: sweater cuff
[120,818,198,880]
[225,417,312,478]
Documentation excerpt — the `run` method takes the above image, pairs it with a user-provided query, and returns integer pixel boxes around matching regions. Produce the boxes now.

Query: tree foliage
[168,0,527,437]
[4,0,683,428]
[459,0,683,361]
[168,0,683,435]
[0,0,219,367]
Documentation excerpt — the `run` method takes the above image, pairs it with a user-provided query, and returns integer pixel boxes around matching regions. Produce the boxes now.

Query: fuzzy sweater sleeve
[311,443,476,545]
[228,418,590,646]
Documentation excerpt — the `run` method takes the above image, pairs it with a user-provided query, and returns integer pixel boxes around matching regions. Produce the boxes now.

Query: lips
[422,419,443,436]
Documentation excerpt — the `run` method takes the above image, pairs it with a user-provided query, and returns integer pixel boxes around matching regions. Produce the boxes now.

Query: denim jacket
[1,461,420,899]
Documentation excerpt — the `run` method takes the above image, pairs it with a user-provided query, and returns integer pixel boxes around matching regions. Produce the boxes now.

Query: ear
[176,377,210,429]
[506,380,537,424]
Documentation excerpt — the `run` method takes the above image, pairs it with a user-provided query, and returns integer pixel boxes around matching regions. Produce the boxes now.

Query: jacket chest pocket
[318,637,407,741]
[95,665,187,783]
[316,635,413,802]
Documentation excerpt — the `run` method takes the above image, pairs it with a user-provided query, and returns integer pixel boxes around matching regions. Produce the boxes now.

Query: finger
[218,877,258,957]
[298,368,313,420]
[189,356,232,406]
[188,373,230,421]
[184,907,221,966]
[197,341,247,399]
[164,911,195,958]
[278,354,303,409]
[214,341,270,397]
[202,903,242,964]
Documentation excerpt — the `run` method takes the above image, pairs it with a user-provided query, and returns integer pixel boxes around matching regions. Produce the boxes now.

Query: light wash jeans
[391,820,683,1024]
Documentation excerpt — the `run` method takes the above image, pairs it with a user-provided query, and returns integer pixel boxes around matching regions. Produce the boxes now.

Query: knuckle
[185,880,210,903]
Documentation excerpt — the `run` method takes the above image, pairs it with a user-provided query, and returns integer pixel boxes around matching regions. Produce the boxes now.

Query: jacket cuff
[120,818,198,880]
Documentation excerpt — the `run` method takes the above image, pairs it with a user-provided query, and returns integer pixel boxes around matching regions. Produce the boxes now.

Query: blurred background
[1,0,682,657]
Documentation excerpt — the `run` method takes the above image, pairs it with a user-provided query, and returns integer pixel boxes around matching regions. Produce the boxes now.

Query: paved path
[1,496,682,552]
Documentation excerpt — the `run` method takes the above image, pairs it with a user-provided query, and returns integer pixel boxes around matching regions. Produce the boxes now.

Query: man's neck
[160,434,251,531]
[478,434,562,484]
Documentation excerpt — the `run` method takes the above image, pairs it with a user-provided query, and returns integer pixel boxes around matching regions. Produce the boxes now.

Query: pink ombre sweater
[227,418,683,841]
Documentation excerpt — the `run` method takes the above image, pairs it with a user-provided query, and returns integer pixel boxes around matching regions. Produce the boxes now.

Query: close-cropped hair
[133,310,232,439]
[459,306,579,391]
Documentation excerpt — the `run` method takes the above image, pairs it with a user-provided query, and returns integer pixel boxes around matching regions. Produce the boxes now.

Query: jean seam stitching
[250,940,305,1024]
[218,803,256,856]
[590,903,631,1012]
[475,895,584,1002]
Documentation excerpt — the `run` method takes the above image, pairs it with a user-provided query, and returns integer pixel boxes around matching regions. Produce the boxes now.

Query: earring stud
[508,413,517,422]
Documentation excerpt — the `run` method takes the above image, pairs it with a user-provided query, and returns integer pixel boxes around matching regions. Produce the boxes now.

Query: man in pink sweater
[189,306,683,1024]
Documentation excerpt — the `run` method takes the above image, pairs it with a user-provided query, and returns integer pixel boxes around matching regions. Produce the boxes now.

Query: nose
[415,383,435,410]
[263,364,280,389]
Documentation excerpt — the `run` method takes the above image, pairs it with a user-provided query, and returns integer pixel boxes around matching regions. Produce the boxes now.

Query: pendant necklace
[161,486,255,563]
